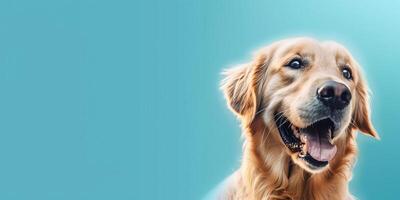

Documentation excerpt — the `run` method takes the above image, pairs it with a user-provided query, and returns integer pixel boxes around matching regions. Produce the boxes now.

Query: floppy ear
[221,54,267,125]
[353,77,379,139]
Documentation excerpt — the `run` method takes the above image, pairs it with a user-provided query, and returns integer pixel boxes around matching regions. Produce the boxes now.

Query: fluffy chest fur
[218,118,356,200]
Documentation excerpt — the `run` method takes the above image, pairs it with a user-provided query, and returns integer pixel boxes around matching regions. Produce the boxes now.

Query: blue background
[0,0,397,199]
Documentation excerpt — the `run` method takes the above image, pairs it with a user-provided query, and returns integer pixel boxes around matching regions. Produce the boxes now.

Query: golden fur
[219,38,378,200]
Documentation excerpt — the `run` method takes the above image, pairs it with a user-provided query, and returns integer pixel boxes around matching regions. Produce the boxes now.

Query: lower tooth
[299,135,307,158]
[299,150,306,158]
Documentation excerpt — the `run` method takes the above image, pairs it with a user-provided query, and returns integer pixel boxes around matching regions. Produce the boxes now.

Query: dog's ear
[353,77,379,139]
[221,54,267,125]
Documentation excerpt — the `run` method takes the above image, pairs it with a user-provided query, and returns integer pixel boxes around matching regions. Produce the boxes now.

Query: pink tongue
[306,133,337,162]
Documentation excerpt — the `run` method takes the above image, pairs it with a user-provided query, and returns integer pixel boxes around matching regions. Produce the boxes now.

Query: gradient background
[0,0,397,199]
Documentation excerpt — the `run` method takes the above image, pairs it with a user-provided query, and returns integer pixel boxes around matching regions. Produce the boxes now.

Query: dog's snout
[317,81,352,110]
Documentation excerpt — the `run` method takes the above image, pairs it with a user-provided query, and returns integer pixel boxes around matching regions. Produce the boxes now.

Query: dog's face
[222,38,378,173]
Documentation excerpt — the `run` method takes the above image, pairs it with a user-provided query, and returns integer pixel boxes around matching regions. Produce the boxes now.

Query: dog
[218,37,378,200]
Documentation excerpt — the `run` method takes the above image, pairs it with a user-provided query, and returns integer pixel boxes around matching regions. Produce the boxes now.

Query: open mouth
[274,113,337,169]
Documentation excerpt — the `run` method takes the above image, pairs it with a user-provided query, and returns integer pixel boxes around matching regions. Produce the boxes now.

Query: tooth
[299,135,307,158]
[329,129,333,143]
[299,150,306,158]
[291,126,300,138]
[300,134,307,143]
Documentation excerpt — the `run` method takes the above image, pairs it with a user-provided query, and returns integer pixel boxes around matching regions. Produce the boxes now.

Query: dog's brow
[335,50,351,64]
[281,44,307,57]
[336,56,354,70]
[336,58,347,66]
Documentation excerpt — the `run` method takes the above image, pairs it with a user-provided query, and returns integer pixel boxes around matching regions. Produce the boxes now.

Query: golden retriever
[219,37,378,200]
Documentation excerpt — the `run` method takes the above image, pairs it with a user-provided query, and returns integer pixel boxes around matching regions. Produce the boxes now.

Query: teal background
[0,0,397,199]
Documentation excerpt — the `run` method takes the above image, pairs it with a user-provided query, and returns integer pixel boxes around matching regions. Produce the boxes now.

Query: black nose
[317,81,352,110]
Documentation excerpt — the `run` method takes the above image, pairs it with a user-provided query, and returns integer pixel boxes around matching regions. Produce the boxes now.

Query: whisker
[255,107,267,115]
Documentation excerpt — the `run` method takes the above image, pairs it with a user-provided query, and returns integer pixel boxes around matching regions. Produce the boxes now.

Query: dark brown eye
[286,59,303,69]
[342,67,352,80]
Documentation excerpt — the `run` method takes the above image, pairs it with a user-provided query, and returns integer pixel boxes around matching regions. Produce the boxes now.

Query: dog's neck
[238,117,357,200]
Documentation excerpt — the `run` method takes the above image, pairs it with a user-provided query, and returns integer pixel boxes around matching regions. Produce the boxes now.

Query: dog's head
[222,38,378,173]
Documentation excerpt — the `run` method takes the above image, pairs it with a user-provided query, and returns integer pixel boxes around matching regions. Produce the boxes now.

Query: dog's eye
[287,59,303,69]
[342,67,352,80]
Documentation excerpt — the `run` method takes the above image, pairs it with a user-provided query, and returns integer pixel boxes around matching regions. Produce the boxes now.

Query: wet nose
[317,81,352,110]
